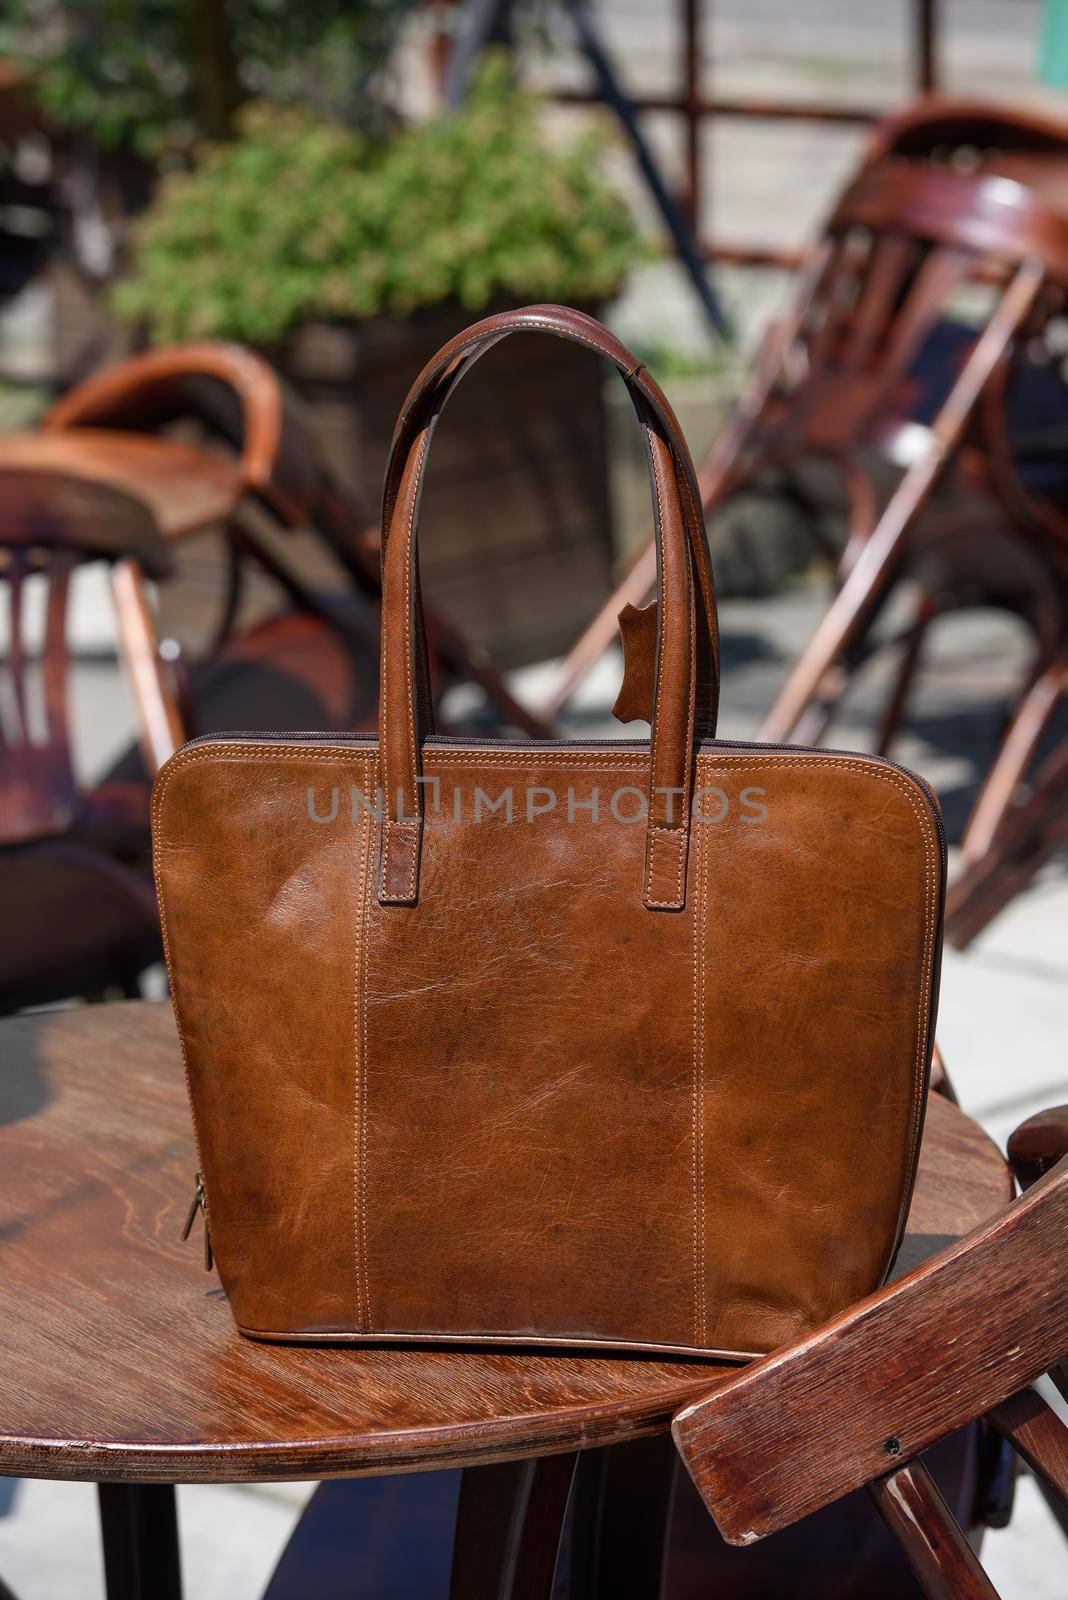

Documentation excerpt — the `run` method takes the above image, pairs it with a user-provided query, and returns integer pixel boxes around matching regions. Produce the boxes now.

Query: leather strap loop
[377,304,719,911]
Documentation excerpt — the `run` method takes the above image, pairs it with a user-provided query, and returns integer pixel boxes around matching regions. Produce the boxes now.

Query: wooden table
[0,1002,1013,1599]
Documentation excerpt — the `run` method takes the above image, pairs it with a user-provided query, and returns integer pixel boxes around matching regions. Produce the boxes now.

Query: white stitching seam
[359,782,374,1332]
[691,817,705,1345]
[352,760,371,1331]
[645,825,686,908]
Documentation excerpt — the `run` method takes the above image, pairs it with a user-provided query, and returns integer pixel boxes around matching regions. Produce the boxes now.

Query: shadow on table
[0,1013,53,1128]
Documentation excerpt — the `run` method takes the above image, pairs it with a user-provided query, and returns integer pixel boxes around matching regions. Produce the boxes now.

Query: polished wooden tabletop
[0,1002,1012,1485]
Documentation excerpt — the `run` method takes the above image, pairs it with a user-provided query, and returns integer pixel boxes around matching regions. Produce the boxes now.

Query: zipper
[181,1172,213,1271]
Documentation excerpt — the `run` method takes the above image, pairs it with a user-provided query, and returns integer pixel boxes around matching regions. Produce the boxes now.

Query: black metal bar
[445,0,516,108]
[915,0,937,93]
[567,1,732,342]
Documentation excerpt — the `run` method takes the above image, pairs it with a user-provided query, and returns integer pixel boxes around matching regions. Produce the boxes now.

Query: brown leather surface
[153,307,944,1358]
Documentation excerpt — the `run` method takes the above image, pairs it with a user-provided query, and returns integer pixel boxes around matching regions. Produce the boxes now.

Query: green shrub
[0,0,410,155]
[112,56,650,345]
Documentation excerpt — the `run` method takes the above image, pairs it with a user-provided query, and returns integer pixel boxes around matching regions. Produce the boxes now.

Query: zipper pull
[181,1173,213,1271]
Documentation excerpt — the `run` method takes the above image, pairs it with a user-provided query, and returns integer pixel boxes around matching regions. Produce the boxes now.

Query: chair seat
[0,1000,1012,1484]
[0,430,243,540]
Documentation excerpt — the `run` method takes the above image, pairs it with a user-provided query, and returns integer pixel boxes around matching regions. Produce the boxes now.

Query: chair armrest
[671,1142,1068,1546]
[44,341,302,507]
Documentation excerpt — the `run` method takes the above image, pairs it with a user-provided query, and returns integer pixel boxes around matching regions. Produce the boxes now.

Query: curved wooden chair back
[43,339,326,526]
[863,93,1068,167]
[0,469,178,846]
[739,165,1068,493]
[537,160,1068,726]
[43,341,556,741]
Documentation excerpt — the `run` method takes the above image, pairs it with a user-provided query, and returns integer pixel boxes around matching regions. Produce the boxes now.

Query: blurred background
[0,1,1067,1594]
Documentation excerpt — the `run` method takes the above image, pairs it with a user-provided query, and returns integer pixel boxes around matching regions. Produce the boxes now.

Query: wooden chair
[19,339,553,741]
[539,147,1068,947]
[539,97,1068,719]
[863,93,1068,162]
[672,1104,1068,1598]
[0,468,183,1010]
[945,733,1068,945]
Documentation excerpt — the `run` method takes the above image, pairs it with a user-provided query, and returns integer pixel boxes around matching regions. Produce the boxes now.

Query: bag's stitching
[352,765,371,1332]
[359,781,375,1332]
[642,435,692,909]
[645,823,686,908]
[691,818,705,1345]
[699,818,709,1343]
[400,431,428,898]
[150,778,209,1233]
[648,434,668,820]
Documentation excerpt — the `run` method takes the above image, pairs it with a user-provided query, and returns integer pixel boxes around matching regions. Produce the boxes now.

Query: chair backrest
[864,93,1068,168]
[0,468,172,846]
[751,164,1068,467]
[44,340,328,524]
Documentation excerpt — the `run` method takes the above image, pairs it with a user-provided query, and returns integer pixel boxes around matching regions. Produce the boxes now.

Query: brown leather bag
[153,305,944,1359]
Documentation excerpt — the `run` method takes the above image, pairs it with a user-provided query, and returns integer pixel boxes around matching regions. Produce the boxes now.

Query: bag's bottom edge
[233,1322,759,1362]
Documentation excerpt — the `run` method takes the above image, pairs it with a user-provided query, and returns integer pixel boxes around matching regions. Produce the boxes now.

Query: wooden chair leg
[988,1387,1068,1538]
[567,1434,677,1600]
[449,1453,577,1600]
[759,259,1045,744]
[109,559,185,775]
[97,1483,182,1600]
[868,1461,1002,1600]
[945,738,1068,948]
[959,652,1068,867]
[876,590,937,756]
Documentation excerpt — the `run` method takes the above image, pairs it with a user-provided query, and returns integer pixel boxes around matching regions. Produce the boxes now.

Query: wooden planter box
[276,307,615,669]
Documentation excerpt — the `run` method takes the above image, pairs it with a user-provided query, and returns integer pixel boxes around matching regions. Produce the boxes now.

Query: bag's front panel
[155,738,940,1355]
[362,748,700,1350]
[690,752,939,1355]
[154,747,377,1336]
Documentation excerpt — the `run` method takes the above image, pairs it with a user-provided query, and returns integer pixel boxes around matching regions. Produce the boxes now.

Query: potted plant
[113,56,651,664]
[0,0,411,379]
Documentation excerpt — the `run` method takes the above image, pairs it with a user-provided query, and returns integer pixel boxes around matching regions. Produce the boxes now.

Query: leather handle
[377,304,720,911]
